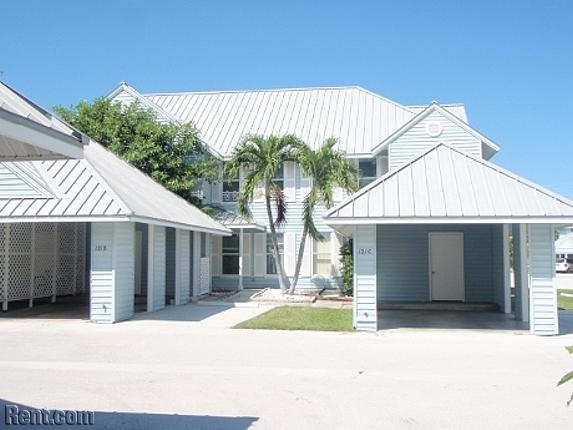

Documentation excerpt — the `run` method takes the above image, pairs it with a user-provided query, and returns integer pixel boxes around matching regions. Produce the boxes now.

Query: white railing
[222,190,239,202]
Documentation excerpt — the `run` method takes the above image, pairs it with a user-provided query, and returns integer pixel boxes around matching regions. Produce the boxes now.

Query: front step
[378,302,499,312]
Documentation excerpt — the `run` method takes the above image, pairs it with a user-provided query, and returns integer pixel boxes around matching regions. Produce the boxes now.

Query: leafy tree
[339,239,354,296]
[54,98,218,206]
[289,138,358,294]
[225,134,305,293]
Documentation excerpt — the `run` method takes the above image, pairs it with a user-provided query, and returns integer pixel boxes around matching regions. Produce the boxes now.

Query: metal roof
[556,232,573,254]
[325,143,573,225]
[407,104,468,123]
[0,140,231,234]
[0,81,86,160]
[139,86,418,157]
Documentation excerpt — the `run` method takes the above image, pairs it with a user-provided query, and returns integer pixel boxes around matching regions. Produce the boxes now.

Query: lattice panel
[33,253,54,298]
[10,224,33,254]
[199,257,210,295]
[58,223,76,254]
[35,223,56,254]
[0,224,6,254]
[7,254,32,299]
[56,255,76,295]
[0,254,5,300]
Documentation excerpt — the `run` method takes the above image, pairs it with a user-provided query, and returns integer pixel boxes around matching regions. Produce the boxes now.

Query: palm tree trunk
[265,193,288,292]
[289,225,308,295]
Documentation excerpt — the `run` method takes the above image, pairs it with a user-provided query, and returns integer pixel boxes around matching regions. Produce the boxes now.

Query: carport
[325,143,573,335]
[0,81,231,322]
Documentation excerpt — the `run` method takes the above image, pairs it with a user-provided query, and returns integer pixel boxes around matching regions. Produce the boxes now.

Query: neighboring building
[108,83,573,335]
[556,231,573,259]
[0,82,230,322]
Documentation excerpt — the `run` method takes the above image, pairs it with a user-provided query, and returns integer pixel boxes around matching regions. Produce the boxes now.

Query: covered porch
[324,143,573,335]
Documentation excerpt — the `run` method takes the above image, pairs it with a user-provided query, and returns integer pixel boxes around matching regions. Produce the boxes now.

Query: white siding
[529,224,559,335]
[89,223,114,322]
[90,222,135,323]
[175,229,190,305]
[284,232,296,275]
[254,233,266,276]
[112,222,135,322]
[353,225,377,331]
[389,110,482,171]
[151,226,166,311]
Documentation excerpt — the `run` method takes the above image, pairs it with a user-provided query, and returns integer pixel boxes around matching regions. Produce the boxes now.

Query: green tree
[558,345,573,406]
[289,137,359,294]
[225,134,304,293]
[54,98,218,205]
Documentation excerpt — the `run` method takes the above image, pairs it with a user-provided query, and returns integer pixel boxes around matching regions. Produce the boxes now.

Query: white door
[429,232,464,301]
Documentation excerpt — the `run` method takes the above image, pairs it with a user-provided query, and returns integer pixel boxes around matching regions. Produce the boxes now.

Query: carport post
[513,223,529,322]
[502,224,511,313]
[353,225,378,331]
[147,224,155,313]
[238,229,244,291]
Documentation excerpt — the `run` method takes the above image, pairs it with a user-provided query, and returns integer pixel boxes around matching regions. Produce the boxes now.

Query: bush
[339,239,353,296]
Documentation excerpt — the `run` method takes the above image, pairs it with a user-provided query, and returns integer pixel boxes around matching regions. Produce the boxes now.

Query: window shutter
[254,233,266,276]
[283,232,296,277]
[299,233,312,277]
[241,232,252,277]
[211,235,222,276]
[284,162,296,202]
[330,232,343,277]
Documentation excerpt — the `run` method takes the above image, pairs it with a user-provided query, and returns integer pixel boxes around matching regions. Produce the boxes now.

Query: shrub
[339,239,353,297]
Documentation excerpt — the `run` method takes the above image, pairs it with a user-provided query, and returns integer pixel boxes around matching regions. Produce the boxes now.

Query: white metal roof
[211,206,266,232]
[0,81,86,160]
[135,86,418,157]
[325,143,573,225]
[0,140,231,234]
[407,104,468,123]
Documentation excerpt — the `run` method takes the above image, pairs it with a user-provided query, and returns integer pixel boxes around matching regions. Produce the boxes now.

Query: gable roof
[325,143,573,225]
[407,103,468,123]
[0,139,231,234]
[371,103,500,159]
[109,85,418,158]
[0,81,86,160]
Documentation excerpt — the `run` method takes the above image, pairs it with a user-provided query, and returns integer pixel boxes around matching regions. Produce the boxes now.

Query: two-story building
[108,83,573,335]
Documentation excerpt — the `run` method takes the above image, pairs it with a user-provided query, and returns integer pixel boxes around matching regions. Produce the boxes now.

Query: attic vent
[426,121,443,137]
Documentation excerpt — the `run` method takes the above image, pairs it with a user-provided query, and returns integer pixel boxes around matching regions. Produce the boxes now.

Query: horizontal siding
[389,110,482,171]
[529,224,559,335]
[354,225,377,331]
[377,224,498,303]
[113,222,135,322]
[90,223,114,322]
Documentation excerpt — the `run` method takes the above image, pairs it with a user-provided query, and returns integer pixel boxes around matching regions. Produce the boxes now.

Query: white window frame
[266,233,284,275]
[312,233,331,276]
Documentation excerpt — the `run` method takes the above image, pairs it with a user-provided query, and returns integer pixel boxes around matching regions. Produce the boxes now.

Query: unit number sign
[358,248,373,255]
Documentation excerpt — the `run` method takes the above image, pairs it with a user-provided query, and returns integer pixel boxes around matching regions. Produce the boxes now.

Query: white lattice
[33,253,54,297]
[56,255,76,295]
[7,254,32,299]
[58,223,76,254]
[199,257,210,295]
[10,224,33,254]
[35,223,55,254]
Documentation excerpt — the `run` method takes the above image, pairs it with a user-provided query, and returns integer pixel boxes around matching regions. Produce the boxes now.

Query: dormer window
[358,158,376,188]
[272,164,284,190]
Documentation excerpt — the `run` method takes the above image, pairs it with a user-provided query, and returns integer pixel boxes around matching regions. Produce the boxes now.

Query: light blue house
[108,83,573,335]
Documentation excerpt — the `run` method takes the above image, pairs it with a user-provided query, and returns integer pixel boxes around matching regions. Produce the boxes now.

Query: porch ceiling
[325,143,573,227]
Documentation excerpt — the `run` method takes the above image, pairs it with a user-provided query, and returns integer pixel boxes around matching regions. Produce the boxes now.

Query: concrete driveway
[0,303,572,429]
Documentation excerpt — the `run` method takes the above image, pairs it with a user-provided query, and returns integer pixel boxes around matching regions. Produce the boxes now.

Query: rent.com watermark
[4,405,95,426]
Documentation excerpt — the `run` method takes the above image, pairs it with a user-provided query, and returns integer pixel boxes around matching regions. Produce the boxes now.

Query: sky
[1,0,572,198]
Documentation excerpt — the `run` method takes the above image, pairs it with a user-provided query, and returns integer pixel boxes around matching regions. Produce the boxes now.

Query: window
[358,158,377,188]
[272,164,284,190]
[222,234,240,274]
[223,172,240,202]
[266,233,284,275]
[313,233,331,276]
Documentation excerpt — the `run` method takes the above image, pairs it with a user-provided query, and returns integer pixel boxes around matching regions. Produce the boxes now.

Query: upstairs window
[223,172,240,202]
[272,164,284,190]
[266,233,284,275]
[358,159,377,188]
[222,234,240,274]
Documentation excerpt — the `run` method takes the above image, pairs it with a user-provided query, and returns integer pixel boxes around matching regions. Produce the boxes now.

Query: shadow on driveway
[0,398,258,430]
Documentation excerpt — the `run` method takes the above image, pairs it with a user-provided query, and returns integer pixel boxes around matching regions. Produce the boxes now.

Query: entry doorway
[429,232,464,301]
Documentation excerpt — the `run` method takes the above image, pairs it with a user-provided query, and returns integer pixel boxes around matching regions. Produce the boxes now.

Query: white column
[147,224,155,313]
[353,225,378,331]
[513,223,529,322]
[502,224,511,314]
[238,230,244,291]
[528,224,559,335]
[90,222,135,323]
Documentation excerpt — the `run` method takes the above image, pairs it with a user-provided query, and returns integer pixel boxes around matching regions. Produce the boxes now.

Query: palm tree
[289,137,359,295]
[225,134,304,293]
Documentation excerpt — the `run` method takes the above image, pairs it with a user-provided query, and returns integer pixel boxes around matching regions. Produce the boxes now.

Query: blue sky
[2,1,572,197]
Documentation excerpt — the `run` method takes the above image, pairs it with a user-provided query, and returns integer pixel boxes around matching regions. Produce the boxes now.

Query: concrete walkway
[0,304,572,429]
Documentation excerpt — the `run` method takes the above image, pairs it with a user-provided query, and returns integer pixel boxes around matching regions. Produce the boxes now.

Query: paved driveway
[0,303,572,429]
